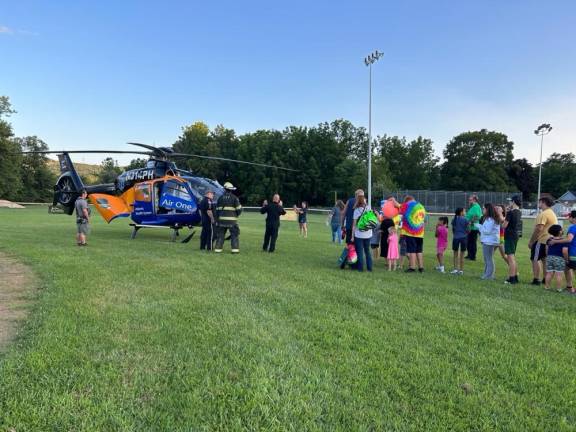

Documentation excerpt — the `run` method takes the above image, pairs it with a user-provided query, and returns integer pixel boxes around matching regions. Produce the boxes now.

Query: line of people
[331,191,575,292]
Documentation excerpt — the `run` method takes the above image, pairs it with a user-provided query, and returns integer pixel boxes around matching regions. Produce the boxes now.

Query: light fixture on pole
[364,50,384,206]
[534,123,552,212]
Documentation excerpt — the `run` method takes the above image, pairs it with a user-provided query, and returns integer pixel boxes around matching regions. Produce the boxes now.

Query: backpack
[357,207,378,231]
[347,244,358,264]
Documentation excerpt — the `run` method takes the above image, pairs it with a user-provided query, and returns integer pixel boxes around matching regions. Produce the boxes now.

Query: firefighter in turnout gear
[214,182,242,253]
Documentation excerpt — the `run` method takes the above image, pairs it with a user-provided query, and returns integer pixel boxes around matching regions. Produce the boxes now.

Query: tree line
[1,96,574,205]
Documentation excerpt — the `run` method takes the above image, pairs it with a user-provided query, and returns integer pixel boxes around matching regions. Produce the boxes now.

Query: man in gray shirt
[75,190,90,246]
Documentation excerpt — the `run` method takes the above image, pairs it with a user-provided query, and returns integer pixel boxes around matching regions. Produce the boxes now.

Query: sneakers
[531,278,541,286]
[504,276,519,285]
[450,269,461,275]
[231,249,240,254]
[418,268,424,273]
[405,268,416,273]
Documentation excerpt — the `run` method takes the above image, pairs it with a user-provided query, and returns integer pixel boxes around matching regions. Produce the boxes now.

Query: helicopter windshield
[184,177,223,200]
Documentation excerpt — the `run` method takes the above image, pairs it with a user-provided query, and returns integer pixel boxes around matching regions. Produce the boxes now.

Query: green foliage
[0,209,574,431]
[440,129,514,191]
[0,97,23,200]
[540,152,576,198]
[125,158,148,171]
[0,96,17,118]
[14,136,56,202]
[506,158,537,201]
[173,121,221,177]
[96,157,122,184]
[378,135,439,189]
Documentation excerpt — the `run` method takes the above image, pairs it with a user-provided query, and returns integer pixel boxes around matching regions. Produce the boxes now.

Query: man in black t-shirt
[260,194,286,252]
[199,190,215,250]
[503,196,522,284]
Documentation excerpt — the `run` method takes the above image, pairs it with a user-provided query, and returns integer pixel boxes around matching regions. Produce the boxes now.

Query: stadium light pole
[364,50,384,206]
[534,123,552,212]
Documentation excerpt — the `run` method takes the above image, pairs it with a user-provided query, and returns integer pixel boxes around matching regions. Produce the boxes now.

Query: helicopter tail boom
[53,153,86,214]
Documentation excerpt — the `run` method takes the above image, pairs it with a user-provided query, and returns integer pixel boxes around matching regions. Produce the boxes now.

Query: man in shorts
[528,197,558,285]
[503,196,522,284]
[75,189,90,246]
[392,196,427,273]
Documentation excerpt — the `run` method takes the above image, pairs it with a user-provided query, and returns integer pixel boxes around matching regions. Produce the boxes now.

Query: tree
[14,136,56,202]
[0,96,22,200]
[96,157,122,184]
[540,153,576,198]
[173,122,221,177]
[0,96,17,117]
[506,158,536,201]
[125,158,148,171]
[378,135,439,189]
[440,129,514,191]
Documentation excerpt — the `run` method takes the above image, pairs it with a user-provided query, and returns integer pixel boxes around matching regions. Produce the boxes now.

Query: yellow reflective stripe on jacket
[219,216,238,221]
[220,206,238,211]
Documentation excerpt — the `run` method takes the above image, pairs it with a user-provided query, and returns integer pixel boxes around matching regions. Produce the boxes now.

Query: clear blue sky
[1,0,575,165]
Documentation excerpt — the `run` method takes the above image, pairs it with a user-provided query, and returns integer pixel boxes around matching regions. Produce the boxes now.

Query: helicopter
[27,142,295,242]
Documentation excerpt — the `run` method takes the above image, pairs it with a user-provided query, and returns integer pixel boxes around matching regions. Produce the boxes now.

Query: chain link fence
[380,190,520,214]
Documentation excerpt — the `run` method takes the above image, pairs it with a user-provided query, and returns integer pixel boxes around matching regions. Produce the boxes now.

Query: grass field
[0,207,575,431]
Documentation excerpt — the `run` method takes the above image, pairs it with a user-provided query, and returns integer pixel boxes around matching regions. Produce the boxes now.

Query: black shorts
[452,237,467,252]
[530,242,547,262]
[567,260,576,270]
[405,236,423,254]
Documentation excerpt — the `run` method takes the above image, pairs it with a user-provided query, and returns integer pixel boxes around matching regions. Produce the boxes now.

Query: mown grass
[0,207,575,431]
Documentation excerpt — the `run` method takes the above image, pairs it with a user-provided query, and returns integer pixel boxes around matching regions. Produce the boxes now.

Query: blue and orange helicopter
[28,142,295,242]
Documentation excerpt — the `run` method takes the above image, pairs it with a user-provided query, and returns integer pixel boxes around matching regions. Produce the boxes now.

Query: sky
[1,0,575,166]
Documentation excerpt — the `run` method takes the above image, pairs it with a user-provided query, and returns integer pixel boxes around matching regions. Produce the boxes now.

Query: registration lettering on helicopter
[125,169,155,181]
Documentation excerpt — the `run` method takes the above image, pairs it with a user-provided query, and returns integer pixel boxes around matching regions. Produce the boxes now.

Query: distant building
[555,190,576,217]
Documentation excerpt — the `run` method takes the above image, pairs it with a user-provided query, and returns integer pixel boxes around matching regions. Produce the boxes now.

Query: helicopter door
[88,193,130,223]
[158,180,196,214]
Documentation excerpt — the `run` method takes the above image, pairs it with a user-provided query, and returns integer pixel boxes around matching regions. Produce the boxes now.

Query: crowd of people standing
[328,191,575,293]
[74,181,574,293]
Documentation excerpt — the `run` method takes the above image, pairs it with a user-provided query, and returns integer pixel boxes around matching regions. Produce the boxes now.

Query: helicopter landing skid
[129,223,195,243]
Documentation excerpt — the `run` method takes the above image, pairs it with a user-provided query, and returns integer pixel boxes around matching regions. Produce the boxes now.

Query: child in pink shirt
[387,226,400,271]
[435,216,449,273]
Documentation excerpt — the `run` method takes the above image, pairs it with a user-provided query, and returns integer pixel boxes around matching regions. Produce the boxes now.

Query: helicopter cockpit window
[146,160,156,169]
[135,183,151,202]
[185,177,218,200]
[159,180,194,214]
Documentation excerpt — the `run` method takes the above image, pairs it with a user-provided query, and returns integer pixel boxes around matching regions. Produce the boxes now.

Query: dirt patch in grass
[0,252,36,351]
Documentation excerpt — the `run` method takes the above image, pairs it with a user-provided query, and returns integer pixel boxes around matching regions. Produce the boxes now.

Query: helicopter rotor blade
[170,152,298,171]
[127,142,170,158]
[17,150,153,156]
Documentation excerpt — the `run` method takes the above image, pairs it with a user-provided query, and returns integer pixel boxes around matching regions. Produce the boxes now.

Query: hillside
[46,158,102,185]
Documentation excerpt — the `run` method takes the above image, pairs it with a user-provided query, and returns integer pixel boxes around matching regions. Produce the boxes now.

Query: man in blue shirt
[549,210,576,292]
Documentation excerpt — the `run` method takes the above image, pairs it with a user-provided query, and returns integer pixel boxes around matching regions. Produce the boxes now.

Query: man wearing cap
[502,196,522,284]
[199,190,215,251]
[75,189,90,246]
[214,182,242,253]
